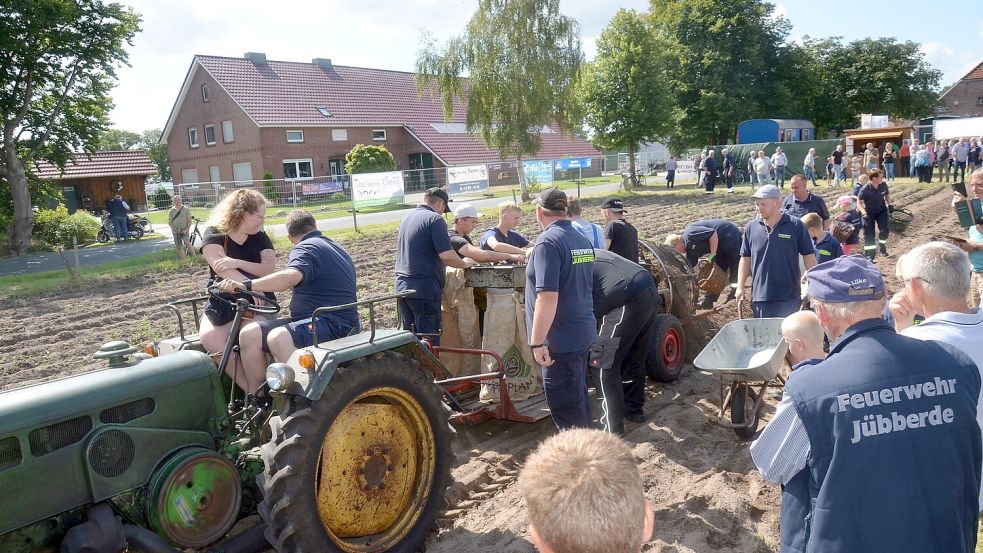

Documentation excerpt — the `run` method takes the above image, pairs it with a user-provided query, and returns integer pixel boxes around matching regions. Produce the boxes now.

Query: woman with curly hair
[199,189,276,390]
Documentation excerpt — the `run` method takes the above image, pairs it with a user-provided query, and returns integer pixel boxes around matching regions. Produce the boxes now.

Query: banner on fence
[300,179,345,195]
[352,171,405,208]
[521,160,554,186]
[553,157,592,171]
[447,165,489,196]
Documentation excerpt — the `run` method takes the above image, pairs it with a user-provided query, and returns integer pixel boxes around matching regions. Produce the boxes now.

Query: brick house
[33,151,156,214]
[161,53,600,191]
[939,61,983,118]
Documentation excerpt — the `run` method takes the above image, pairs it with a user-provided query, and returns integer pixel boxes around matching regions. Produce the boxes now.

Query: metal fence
[144,159,603,213]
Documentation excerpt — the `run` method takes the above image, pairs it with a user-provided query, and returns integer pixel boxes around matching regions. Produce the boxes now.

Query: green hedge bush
[33,206,100,248]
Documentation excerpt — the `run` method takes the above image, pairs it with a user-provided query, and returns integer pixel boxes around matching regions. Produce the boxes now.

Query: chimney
[313,58,333,71]
[244,52,267,65]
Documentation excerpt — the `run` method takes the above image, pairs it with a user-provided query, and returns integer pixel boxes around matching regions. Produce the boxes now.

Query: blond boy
[480,201,531,257]
[518,429,654,553]
[801,212,843,264]
[781,310,826,370]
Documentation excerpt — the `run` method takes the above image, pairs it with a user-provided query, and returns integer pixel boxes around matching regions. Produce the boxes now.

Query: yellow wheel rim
[315,386,437,552]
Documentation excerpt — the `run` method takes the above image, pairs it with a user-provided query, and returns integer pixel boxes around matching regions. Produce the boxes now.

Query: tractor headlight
[265,363,295,392]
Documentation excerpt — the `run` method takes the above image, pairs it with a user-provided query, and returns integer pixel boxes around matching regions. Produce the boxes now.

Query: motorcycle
[97,212,145,243]
[131,213,153,234]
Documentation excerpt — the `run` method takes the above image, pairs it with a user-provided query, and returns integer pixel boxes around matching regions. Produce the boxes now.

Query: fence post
[292,181,298,208]
[72,235,80,277]
[512,188,517,204]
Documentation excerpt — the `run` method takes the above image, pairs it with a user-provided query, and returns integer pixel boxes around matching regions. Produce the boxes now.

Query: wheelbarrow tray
[694,318,788,382]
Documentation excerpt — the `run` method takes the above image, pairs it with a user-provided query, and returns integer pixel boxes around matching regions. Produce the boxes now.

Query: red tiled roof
[963,61,983,81]
[33,151,156,180]
[195,55,599,165]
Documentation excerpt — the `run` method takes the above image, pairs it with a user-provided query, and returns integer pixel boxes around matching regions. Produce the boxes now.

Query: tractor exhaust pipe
[122,525,181,553]
[205,523,270,553]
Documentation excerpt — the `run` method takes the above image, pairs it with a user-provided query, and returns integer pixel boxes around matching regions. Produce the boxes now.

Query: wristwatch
[243,278,252,291]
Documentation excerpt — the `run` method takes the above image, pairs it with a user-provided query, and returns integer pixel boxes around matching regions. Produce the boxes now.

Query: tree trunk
[517,154,529,202]
[6,150,34,256]
[625,144,637,191]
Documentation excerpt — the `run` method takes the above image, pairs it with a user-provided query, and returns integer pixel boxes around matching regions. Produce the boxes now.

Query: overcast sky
[110,0,983,134]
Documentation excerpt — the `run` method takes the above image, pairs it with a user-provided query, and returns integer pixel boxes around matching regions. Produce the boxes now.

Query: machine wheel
[258,350,453,553]
[646,314,685,383]
[97,229,110,243]
[730,384,759,440]
[133,227,144,240]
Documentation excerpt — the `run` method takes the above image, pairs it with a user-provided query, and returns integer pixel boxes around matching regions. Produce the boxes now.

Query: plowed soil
[0,181,963,552]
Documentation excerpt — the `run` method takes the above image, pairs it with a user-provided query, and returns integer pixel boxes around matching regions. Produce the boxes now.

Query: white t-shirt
[804,153,815,168]
[754,157,771,175]
[901,308,983,510]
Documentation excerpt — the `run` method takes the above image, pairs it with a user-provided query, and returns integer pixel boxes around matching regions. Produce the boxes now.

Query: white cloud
[770,2,788,21]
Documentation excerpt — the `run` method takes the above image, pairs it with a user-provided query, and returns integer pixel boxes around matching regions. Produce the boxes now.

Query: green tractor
[0,290,455,553]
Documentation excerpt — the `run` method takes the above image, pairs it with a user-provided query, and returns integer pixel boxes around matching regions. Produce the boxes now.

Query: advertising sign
[553,157,592,171]
[300,178,345,195]
[447,164,489,196]
[351,171,405,208]
[521,160,554,186]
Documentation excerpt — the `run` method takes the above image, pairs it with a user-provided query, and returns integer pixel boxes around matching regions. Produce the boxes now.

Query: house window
[233,162,253,184]
[317,107,332,117]
[332,129,348,141]
[372,129,387,141]
[188,128,199,148]
[181,168,199,185]
[222,120,234,143]
[977,97,983,105]
[204,125,216,146]
[286,130,304,143]
[209,165,220,183]
[201,84,209,102]
[283,159,313,179]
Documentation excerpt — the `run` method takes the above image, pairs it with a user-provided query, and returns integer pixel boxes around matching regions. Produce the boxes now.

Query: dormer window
[317,107,332,117]
[201,84,209,102]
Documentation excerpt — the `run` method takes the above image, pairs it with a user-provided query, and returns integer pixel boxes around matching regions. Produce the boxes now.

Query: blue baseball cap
[806,256,885,303]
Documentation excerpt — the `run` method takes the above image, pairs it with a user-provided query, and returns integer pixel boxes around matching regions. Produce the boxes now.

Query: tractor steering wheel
[207,285,281,315]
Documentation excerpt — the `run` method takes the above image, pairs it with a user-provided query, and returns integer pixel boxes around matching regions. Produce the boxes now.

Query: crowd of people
[182,162,983,552]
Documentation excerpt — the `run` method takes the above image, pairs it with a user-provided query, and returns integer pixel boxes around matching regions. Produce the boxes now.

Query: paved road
[0,179,643,277]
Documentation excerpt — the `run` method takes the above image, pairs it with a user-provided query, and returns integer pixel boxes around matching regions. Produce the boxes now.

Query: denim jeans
[775,166,786,188]
[953,160,967,183]
[112,216,128,241]
[803,166,817,186]
[833,164,842,187]
[883,162,895,181]
[397,296,442,344]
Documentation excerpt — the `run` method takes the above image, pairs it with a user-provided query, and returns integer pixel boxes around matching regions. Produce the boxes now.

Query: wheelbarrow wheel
[646,314,685,383]
[730,384,759,440]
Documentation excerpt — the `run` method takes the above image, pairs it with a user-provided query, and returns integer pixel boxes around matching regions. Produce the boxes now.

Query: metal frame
[164,296,207,340]
[709,374,785,431]
[430,347,539,424]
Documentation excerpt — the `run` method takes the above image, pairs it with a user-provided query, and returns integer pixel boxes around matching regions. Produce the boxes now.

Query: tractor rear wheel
[258,350,453,553]
[645,314,685,382]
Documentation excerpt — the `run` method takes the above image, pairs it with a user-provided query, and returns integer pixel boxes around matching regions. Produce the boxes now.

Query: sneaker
[625,412,647,424]
[696,297,715,309]
[727,189,735,194]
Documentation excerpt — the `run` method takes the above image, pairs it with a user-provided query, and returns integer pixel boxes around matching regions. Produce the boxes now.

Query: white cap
[453,203,482,218]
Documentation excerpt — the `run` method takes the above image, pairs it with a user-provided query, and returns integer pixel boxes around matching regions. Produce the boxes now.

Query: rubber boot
[879,243,889,257]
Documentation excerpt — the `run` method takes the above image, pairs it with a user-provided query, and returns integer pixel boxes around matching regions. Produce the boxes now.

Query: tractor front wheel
[258,350,452,553]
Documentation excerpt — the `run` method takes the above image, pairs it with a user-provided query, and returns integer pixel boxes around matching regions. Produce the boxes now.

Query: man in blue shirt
[217,210,361,395]
[666,218,742,308]
[107,194,130,243]
[480,201,531,258]
[736,185,817,318]
[395,188,474,343]
[721,148,735,193]
[526,186,596,430]
[781,175,830,229]
[752,256,982,553]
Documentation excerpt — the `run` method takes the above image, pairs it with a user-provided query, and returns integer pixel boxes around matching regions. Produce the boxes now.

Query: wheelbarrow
[693,317,789,439]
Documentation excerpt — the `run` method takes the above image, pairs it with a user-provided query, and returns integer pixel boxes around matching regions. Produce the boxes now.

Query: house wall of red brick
[167,64,264,185]
[940,79,983,118]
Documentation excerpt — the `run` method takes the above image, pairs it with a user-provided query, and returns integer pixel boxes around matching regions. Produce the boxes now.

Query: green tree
[416,0,583,201]
[0,0,140,255]
[580,9,674,190]
[344,144,396,174]
[96,128,141,150]
[648,0,793,148]
[139,128,170,181]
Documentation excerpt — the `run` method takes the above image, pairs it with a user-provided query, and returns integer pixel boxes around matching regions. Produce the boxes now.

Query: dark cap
[424,187,452,213]
[534,186,568,211]
[601,197,626,212]
[806,256,885,303]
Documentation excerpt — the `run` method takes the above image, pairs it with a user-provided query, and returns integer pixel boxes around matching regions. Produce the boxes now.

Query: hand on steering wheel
[207,284,280,315]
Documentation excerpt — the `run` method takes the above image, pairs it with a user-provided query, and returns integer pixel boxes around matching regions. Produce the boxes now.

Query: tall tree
[416,0,583,201]
[96,128,141,150]
[648,0,793,148]
[580,9,674,189]
[139,128,169,181]
[0,0,140,255]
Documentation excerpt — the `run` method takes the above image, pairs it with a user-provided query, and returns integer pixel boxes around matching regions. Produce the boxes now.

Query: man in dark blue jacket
[666,218,742,308]
[751,256,982,553]
[107,194,129,243]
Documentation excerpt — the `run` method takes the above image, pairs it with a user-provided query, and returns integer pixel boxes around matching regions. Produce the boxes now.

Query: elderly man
[857,168,893,260]
[831,144,845,188]
[781,174,830,229]
[526,187,596,430]
[107,194,129,243]
[754,150,772,187]
[218,210,361,397]
[771,147,788,189]
[955,168,983,307]
[721,148,736,193]
[863,142,879,173]
[167,194,195,259]
[953,137,971,185]
[448,204,523,264]
[395,188,474,342]
[736,185,817,318]
[666,218,742,308]
[703,150,717,194]
[752,256,982,553]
